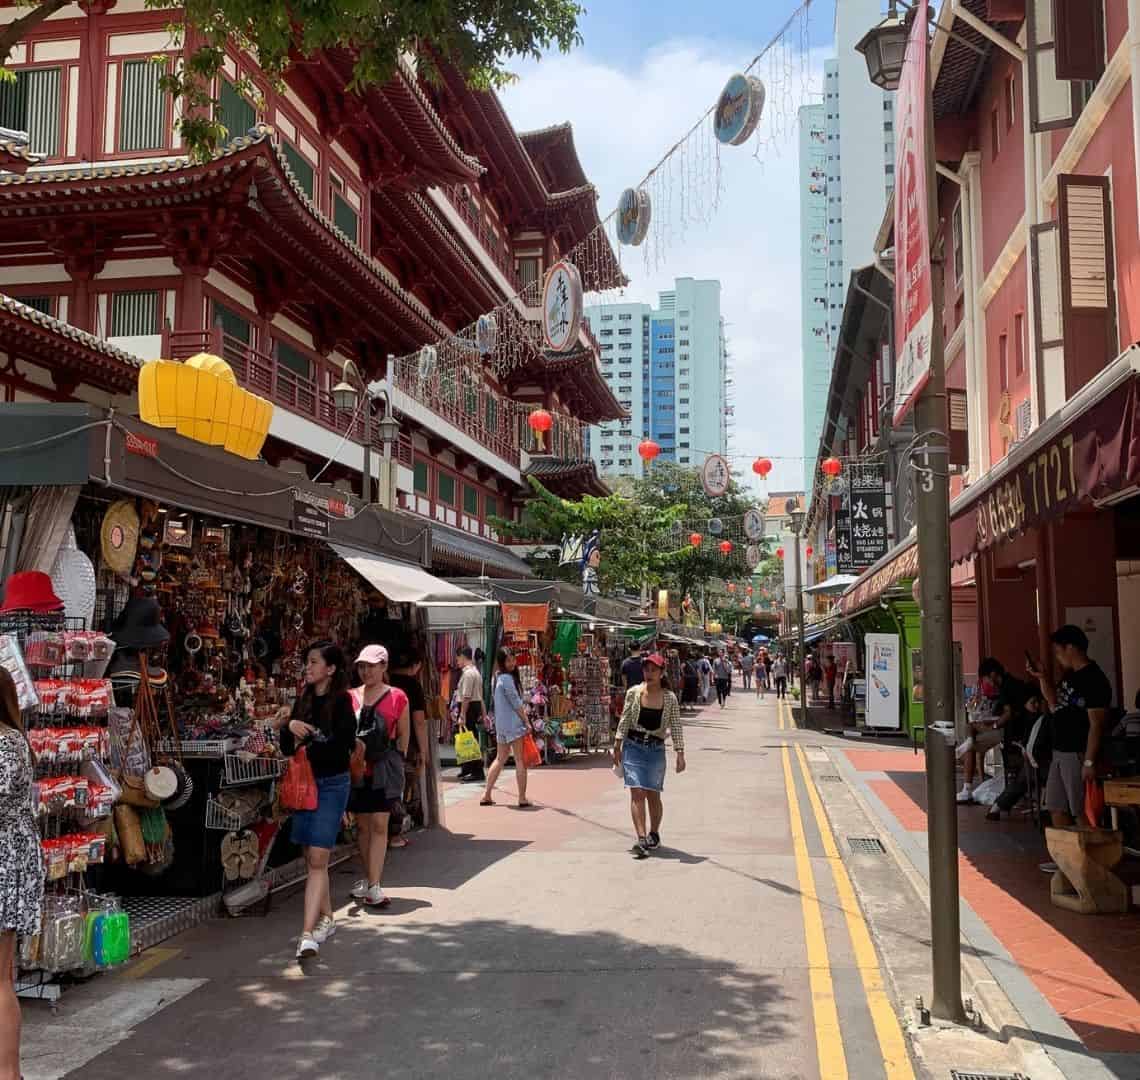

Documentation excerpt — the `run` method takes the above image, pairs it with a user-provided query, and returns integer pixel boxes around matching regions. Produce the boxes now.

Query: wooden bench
[1044,826,1129,914]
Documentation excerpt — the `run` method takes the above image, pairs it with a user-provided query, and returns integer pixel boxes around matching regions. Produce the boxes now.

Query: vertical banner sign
[865,632,901,730]
[892,0,934,426]
[834,487,854,573]
[847,462,889,568]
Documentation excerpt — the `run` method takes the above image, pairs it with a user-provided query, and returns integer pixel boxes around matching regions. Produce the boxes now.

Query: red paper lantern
[638,438,661,462]
[527,408,553,433]
[746,585,753,595]
[689,532,702,547]
[821,456,842,477]
[806,545,814,557]
[727,582,736,592]
[776,547,785,559]
[752,457,773,477]
[719,540,733,555]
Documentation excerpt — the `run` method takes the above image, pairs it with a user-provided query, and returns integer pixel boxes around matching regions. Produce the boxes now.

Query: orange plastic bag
[521,733,542,768]
[1084,778,1105,828]
[280,747,318,811]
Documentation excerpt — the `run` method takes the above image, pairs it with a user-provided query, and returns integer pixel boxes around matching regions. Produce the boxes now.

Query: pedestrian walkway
[840,744,1140,1065]
[22,690,918,1080]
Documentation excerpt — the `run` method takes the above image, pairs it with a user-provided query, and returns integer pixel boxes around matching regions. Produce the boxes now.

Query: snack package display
[0,634,39,710]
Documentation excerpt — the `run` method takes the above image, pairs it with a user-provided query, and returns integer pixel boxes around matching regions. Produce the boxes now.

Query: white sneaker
[312,916,336,944]
[956,736,974,757]
[349,879,369,899]
[955,784,973,804]
[362,884,391,907]
[296,934,319,959]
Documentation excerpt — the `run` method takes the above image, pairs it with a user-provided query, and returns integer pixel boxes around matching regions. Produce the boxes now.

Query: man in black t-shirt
[1029,624,1113,826]
[621,644,645,690]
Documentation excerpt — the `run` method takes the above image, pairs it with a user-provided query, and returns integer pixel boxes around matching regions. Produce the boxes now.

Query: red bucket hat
[1,571,64,613]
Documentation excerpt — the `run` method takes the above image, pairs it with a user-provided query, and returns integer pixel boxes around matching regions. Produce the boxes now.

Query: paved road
[23,690,918,1079]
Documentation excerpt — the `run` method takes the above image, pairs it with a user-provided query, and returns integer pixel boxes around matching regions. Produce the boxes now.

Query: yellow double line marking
[778,699,914,1080]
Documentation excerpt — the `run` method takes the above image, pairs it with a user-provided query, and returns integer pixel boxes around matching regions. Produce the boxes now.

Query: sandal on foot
[479,797,494,806]
[517,800,532,808]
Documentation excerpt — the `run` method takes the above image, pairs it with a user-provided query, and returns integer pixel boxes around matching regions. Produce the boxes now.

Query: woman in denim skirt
[277,641,356,959]
[613,653,686,859]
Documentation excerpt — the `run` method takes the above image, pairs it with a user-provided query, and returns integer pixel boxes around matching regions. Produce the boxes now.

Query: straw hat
[100,500,139,577]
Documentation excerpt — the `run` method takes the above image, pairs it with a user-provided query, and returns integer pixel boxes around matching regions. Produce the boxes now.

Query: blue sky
[501,0,838,496]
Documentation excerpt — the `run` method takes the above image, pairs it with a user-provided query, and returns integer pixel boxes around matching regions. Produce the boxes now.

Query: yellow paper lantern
[138,353,272,461]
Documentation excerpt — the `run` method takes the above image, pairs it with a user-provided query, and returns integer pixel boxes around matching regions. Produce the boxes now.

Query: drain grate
[950,1072,1028,1080]
[817,774,842,782]
[847,836,886,855]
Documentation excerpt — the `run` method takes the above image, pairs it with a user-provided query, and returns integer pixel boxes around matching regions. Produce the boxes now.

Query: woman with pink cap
[613,652,685,859]
[347,644,409,908]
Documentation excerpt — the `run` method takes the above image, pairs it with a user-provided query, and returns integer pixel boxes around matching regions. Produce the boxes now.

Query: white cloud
[500,38,827,498]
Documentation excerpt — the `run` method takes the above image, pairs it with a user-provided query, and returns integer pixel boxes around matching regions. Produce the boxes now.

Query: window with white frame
[0,66,62,156]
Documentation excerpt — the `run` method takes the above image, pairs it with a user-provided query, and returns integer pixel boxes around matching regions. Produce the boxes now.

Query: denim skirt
[622,738,666,792]
[290,771,350,849]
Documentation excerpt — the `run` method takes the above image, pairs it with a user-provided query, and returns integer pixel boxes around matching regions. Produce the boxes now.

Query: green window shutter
[282,141,315,199]
[438,473,456,505]
[333,192,359,243]
[463,484,478,515]
[484,495,498,520]
[110,290,159,335]
[441,367,457,405]
[413,460,429,494]
[120,59,166,152]
[464,379,477,416]
[485,394,498,433]
[0,68,62,156]
[275,341,311,380]
[212,302,251,344]
[218,79,255,143]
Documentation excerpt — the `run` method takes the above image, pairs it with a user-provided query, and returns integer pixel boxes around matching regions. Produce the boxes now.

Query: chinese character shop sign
[848,463,889,569]
[892,0,934,427]
[542,260,583,352]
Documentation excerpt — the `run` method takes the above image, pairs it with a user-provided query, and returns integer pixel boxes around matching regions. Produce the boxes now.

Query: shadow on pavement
[73,920,796,1080]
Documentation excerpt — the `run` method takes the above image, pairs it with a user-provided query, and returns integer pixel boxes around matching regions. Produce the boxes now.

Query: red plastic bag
[521,733,542,768]
[280,747,318,811]
[1084,778,1105,829]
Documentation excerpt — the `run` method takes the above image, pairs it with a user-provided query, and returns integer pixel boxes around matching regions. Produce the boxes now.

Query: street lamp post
[786,498,807,728]
[332,357,401,507]
[857,0,967,1024]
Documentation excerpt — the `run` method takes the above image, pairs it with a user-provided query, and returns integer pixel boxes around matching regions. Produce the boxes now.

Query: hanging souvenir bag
[454,728,481,765]
[93,910,130,967]
[280,746,318,811]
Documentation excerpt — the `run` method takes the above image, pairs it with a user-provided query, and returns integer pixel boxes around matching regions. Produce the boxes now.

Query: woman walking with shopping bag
[277,641,356,959]
[613,653,685,858]
[347,645,409,909]
[480,648,533,808]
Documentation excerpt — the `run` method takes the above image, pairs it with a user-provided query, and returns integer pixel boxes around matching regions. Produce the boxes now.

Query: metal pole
[363,396,372,506]
[796,536,807,728]
[915,42,967,1025]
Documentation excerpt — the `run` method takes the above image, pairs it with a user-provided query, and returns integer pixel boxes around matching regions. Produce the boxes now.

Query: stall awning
[430,522,534,578]
[837,540,919,616]
[805,573,859,595]
[332,546,495,606]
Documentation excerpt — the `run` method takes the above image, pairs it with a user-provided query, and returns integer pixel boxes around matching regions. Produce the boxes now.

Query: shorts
[1045,751,1084,817]
[290,771,351,848]
[349,786,400,814]
[621,737,666,792]
[971,727,1003,756]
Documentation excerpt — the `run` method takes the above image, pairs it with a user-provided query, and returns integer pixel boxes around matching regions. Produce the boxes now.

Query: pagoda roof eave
[524,456,611,498]
[518,123,590,191]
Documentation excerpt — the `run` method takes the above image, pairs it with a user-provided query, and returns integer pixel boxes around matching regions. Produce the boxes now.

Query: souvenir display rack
[568,649,612,752]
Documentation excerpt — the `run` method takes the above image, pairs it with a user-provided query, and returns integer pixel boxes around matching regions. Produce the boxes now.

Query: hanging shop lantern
[719,540,733,555]
[689,533,703,548]
[638,438,661,462]
[528,408,553,452]
[746,585,753,595]
[541,259,584,352]
[821,456,843,478]
[616,187,652,246]
[713,73,766,146]
[776,547,785,559]
[416,345,437,383]
[805,545,814,557]
[752,457,773,478]
[727,582,736,592]
[475,313,497,356]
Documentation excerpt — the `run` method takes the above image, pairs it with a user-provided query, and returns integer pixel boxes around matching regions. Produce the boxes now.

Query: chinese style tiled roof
[519,123,589,192]
[0,127,41,176]
[524,456,611,498]
[504,344,626,425]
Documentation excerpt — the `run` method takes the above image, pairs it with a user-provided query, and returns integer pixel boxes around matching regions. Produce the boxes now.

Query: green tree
[0,0,583,158]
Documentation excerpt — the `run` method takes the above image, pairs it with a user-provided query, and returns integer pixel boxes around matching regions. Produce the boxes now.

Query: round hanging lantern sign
[689,532,703,548]
[821,456,843,478]
[417,345,437,383]
[708,517,724,536]
[745,544,761,569]
[713,73,766,146]
[776,547,785,560]
[616,187,652,246]
[701,453,731,497]
[542,259,583,352]
[475,313,497,356]
[638,438,661,462]
[806,545,814,558]
[752,456,773,478]
[719,540,733,555]
[743,508,765,541]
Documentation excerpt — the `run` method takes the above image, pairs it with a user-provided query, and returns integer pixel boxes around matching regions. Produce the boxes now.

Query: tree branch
[0,0,74,68]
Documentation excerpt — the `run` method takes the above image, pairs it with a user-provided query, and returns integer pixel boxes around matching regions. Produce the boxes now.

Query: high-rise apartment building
[587,278,725,479]
[801,0,895,488]
[799,102,829,493]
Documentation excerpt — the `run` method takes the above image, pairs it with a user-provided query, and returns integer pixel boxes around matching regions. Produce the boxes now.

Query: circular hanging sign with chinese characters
[476,313,497,356]
[616,187,652,246]
[745,544,761,570]
[417,345,437,383]
[542,259,583,352]
[713,74,766,146]
[743,508,765,541]
[707,517,723,536]
[701,453,731,498]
